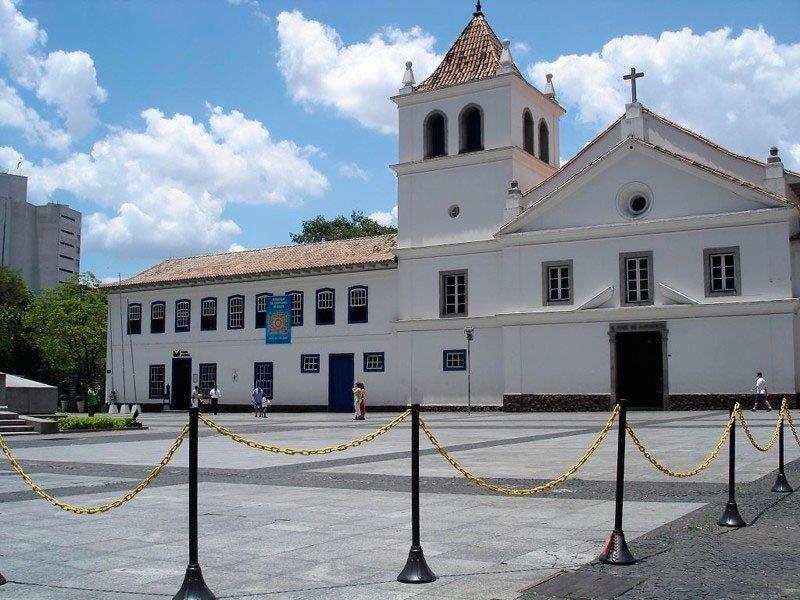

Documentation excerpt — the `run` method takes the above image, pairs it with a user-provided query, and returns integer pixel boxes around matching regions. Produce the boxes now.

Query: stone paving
[0,408,797,599]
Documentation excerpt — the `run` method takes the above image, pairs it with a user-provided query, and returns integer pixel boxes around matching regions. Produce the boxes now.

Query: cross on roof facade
[622,67,644,103]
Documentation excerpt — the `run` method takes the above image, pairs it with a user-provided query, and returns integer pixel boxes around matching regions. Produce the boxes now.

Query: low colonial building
[104,6,800,411]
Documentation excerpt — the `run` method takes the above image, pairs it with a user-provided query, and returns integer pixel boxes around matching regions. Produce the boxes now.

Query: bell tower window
[538,120,550,164]
[523,110,534,155]
[424,112,447,158]
[459,105,483,153]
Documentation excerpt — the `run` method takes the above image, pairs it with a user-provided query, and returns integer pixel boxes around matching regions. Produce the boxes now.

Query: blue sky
[1,0,799,281]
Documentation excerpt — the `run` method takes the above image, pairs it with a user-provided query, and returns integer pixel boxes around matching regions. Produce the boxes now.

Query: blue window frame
[150,301,166,334]
[348,285,368,324]
[316,288,335,325]
[443,349,467,371]
[199,363,217,395]
[175,299,191,332]
[255,293,272,329]
[227,295,245,329]
[288,290,304,326]
[148,364,165,399]
[127,303,142,335]
[200,297,217,331]
[300,354,320,373]
[363,352,385,372]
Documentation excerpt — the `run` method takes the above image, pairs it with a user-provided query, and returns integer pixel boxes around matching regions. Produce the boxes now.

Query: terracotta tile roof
[104,234,397,290]
[415,12,504,92]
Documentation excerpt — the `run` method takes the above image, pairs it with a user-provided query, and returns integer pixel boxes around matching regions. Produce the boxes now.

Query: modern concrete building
[0,172,82,291]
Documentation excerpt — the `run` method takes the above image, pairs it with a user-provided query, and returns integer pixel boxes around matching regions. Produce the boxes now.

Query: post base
[771,472,793,493]
[0,572,6,585]
[173,564,216,600]
[397,545,437,584]
[717,501,746,527]
[599,530,635,565]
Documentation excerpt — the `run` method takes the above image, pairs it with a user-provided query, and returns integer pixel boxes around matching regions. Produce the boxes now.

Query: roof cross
[474,1,482,15]
[622,67,644,103]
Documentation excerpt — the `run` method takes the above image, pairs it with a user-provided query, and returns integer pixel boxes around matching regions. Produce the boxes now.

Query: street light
[464,327,474,415]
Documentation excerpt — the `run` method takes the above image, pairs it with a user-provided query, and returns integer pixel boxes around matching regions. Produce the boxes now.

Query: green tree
[290,210,396,244]
[0,266,42,378]
[0,265,31,309]
[23,273,107,390]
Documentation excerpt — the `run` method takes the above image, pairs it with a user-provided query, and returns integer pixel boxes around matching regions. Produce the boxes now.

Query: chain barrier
[0,423,189,514]
[199,409,411,455]
[626,404,737,478]
[786,407,800,448]
[418,404,620,496]
[736,398,787,452]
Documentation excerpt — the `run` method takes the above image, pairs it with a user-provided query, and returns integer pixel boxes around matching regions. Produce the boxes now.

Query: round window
[448,205,460,218]
[629,195,648,214]
[616,183,652,219]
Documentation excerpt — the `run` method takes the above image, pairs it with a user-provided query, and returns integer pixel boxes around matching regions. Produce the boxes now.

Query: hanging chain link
[0,423,189,514]
[786,407,800,447]
[418,405,620,496]
[626,404,737,478]
[199,410,411,455]
[736,398,787,452]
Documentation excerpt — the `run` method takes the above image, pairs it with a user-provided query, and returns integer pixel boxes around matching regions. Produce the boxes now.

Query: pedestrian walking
[208,383,222,415]
[352,382,366,420]
[191,385,203,410]
[751,372,772,411]
[260,394,271,418]
[252,386,263,418]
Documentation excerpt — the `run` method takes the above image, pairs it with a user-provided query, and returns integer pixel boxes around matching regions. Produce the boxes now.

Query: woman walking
[252,386,263,418]
[352,382,366,420]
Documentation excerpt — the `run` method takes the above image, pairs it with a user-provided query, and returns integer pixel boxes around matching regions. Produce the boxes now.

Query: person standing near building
[191,386,203,410]
[751,372,772,411]
[252,386,263,418]
[352,382,366,420]
[208,383,221,415]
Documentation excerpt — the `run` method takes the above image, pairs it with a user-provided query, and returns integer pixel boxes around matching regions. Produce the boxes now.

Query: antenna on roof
[474,1,483,16]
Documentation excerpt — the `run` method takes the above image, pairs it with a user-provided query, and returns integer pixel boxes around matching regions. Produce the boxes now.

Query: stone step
[0,424,34,433]
[0,430,38,436]
[0,411,21,421]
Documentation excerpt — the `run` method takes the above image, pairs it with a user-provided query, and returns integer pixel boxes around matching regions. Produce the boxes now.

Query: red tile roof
[104,234,397,290]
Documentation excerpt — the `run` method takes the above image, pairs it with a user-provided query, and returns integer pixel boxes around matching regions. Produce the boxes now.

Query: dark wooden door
[616,332,663,409]
[171,357,192,410]
[328,354,354,412]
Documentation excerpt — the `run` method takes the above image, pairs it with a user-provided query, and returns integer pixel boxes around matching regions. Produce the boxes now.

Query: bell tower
[391,4,565,249]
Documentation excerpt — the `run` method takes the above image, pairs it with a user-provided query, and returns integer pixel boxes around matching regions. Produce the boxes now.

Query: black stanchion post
[771,400,793,493]
[173,406,216,600]
[397,403,437,584]
[599,398,635,565]
[0,571,6,585]
[718,399,746,527]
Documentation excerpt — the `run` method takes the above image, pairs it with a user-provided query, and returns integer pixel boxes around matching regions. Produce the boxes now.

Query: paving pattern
[0,409,797,599]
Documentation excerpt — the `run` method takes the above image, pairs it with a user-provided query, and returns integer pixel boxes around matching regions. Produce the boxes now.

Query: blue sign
[266,295,292,344]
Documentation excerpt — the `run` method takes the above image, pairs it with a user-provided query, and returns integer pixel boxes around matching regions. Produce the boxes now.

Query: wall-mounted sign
[192,373,198,383]
[266,294,292,344]
[232,369,238,382]
[173,350,191,358]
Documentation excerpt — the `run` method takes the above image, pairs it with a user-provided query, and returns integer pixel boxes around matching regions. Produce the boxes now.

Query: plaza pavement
[0,408,797,599]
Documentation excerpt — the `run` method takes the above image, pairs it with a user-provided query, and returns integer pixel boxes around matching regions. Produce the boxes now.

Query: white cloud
[276,10,442,134]
[0,0,44,87]
[512,41,530,55]
[338,162,368,180]
[369,205,397,227]
[225,0,268,24]
[227,242,248,252]
[0,77,69,151]
[527,27,800,169]
[0,106,329,257]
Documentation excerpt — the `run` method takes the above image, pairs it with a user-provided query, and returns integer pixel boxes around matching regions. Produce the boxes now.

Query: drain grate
[520,570,644,599]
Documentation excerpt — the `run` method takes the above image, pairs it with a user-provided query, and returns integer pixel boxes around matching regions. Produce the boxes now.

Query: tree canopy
[290,211,396,244]
[0,266,38,377]
[0,265,31,310]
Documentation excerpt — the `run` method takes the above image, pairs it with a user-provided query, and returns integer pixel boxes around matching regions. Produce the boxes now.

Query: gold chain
[736,398,787,452]
[786,408,800,447]
[0,423,189,514]
[199,410,411,455]
[418,405,620,496]
[626,404,738,478]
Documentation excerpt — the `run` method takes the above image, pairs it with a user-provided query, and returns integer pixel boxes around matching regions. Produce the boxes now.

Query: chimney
[504,180,523,223]
[764,147,787,197]
[399,61,415,95]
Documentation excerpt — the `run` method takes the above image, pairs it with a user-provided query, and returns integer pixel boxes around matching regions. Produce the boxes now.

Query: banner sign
[266,294,292,344]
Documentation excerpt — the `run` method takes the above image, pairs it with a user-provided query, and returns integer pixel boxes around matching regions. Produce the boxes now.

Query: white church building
[105,6,800,411]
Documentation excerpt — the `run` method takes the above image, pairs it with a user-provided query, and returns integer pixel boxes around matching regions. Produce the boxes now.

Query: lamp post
[464,327,474,415]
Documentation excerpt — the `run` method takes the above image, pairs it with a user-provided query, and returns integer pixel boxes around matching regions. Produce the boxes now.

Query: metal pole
[772,401,793,493]
[467,338,472,416]
[718,399,746,527]
[599,398,635,564]
[173,406,216,599]
[397,404,437,583]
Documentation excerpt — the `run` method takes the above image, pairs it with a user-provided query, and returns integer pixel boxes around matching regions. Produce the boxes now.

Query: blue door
[328,354,354,412]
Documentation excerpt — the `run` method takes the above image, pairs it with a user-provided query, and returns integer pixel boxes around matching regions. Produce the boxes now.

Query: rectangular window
[300,354,320,373]
[175,299,191,332]
[704,247,740,297]
[255,293,272,329]
[542,260,573,305]
[58,268,74,274]
[198,363,217,395]
[440,271,468,317]
[59,229,75,236]
[60,214,76,222]
[363,352,385,372]
[60,241,75,249]
[150,302,165,334]
[149,365,165,399]
[201,298,217,331]
[348,286,368,323]
[289,290,304,326]
[59,254,74,261]
[228,295,244,329]
[127,303,141,335]
[316,289,335,325]
[442,349,467,371]
[254,362,274,400]
[620,252,653,305]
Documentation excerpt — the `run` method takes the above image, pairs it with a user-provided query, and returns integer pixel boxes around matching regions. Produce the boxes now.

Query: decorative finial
[497,39,514,74]
[768,146,781,163]
[474,1,483,16]
[622,67,644,104]
[399,61,415,95]
[543,73,555,99]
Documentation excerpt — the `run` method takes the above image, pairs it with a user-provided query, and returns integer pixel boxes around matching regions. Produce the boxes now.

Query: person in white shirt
[751,372,772,411]
[208,384,221,415]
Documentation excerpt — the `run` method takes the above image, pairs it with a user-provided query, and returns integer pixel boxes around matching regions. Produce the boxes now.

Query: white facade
[106,10,800,410]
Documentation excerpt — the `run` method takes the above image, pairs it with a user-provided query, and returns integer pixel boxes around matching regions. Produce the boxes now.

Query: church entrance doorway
[328,353,354,412]
[611,323,668,410]
[171,357,192,410]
